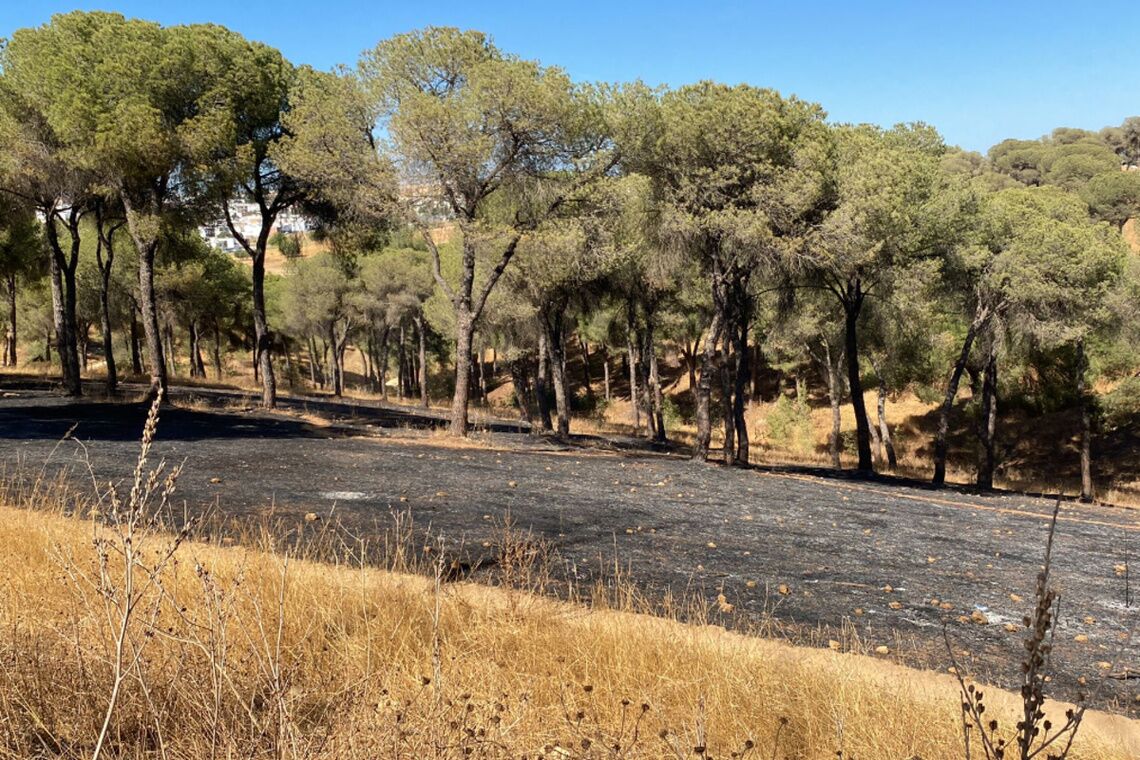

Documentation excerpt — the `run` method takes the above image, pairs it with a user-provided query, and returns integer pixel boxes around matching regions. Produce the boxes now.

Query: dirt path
[1,385,1137,715]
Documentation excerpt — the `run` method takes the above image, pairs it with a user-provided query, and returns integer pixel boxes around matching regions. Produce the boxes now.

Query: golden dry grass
[1,501,1137,759]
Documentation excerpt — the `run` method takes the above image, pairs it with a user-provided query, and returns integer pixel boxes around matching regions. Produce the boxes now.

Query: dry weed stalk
[68,390,192,760]
[947,499,1133,760]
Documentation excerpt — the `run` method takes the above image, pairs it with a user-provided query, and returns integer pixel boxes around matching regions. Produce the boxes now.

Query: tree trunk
[870,358,897,470]
[165,322,178,378]
[536,328,553,431]
[449,311,475,435]
[1077,338,1094,502]
[510,359,533,423]
[5,274,16,367]
[933,303,989,486]
[682,343,697,398]
[95,215,121,394]
[306,335,319,388]
[361,333,373,391]
[250,252,276,407]
[121,192,168,400]
[378,326,390,400]
[544,310,570,437]
[719,326,736,465]
[731,308,750,464]
[842,281,873,472]
[187,323,198,379]
[136,240,167,398]
[649,332,667,444]
[976,342,998,491]
[129,309,143,375]
[822,343,843,470]
[579,335,592,397]
[602,346,611,402]
[415,314,428,408]
[44,217,82,396]
[190,321,206,378]
[329,324,344,397]
[477,344,488,405]
[397,324,407,399]
[751,344,763,402]
[212,319,224,381]
[626,333,640,436]
[693,308,724,462]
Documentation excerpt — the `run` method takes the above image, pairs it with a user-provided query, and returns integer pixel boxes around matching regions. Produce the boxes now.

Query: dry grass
[1,490,1137,757]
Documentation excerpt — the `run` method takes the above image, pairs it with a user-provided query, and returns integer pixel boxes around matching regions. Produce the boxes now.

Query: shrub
[765,394,813,454]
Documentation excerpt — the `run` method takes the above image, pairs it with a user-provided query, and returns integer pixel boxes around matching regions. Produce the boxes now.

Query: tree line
[2,13,1139,498]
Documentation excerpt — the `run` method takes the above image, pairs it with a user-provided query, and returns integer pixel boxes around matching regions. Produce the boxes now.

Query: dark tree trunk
[634,323,654,440]
[684,343,698,399]
[397,324,407,399]
[543,309,570,437]
[693,307,723,462]
[129,309,143,375]
[449,311,475,435]
[212,319,223,381]
[878,384,896,469]
[361,334,373,392]
[751,344,763,402]
[190,320,206,378]
[626,332,640,436]
[5,274,16,367]
[868,356,897,470]
[842,279,872,472]
[819,342,844,470]
[510,359,534,423]
[415,314,428,408]
[933,302,990,486]
[225,196,280,409]
[44,215,82,396]
[329,323,345,397]
[251,252,276,407]
[1076,338,1094,502]
[137,241,167,398]
[306,335,319,388]
[121,194,168,400]
[94,217,119,394]
[719,332,736,465]
[164,322,177,378]
[976,342,998,491]
[731,304,751,464]
[536,328,553,431]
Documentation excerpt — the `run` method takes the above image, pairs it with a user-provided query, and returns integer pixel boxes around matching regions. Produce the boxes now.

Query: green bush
[765,394,813,454]
[1101,376,1140,431]
[661,395,682,429]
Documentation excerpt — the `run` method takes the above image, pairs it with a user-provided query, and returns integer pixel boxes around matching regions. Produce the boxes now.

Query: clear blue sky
[2,1,1135,153]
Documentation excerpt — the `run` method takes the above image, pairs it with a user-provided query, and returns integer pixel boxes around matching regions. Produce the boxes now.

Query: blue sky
[2,1,1135,153]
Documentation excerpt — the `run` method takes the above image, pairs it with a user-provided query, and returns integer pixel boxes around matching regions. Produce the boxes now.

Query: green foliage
[765,394,814,455]
[271,231,303,260]
[1101,376,1140,431]
[1080,170,1140,228]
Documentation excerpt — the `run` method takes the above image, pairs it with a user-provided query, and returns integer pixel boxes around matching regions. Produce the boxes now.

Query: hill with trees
[2,11,1140,501]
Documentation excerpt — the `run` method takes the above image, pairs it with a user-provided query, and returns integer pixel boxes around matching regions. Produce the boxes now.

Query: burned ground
[1,383,1137,715]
